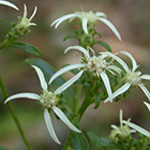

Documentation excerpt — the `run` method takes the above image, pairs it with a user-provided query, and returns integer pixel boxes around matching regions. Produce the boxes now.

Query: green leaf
[5,42,42,57]
[0,147,8,150]
[87,132,116,148]
[25,58,76,111]
[93,41,112,52]
[63,35,78,41]
[70,131,89,150]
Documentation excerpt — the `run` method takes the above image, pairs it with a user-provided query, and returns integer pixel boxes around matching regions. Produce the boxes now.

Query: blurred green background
[0,0,150,149]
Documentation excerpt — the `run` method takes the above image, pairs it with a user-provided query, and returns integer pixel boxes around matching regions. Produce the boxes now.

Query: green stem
[78,95,93,120]
[0,75,32,150]
[0,39,9,50]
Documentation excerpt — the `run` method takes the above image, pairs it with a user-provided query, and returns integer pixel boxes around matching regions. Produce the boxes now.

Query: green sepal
[93,41,112,52]
[5,42,42,57]
[63,35,78,41]
[25,58,76,111]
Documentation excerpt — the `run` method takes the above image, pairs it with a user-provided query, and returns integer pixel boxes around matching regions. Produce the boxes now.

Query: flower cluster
[5,65,81,144]
[3,7,150,148]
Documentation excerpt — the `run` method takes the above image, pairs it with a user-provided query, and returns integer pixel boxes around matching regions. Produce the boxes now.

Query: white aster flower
[122,118,150,137]
[16,4,37,30]
[4,65,81,145]
[49,46,126,102]
[0,0,18,10]
[110,110,136,140]
[104,51,150,103]
[51,10,121,40]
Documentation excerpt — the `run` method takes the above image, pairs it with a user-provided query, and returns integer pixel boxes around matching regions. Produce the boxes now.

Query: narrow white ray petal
[140,75,150,81]
[107,65,121,74]
[143,101,150,111]
[0,0,19,10]
[29,6,37,21]
[100,72,112,101]
[49,64,86,85]
[82,18,88,34]
[54,70,84,95]
[122,120,150,137]
[32,65,47,91]
[64,46,90,59]
[4,93,40,104]
[53,106,81,133]
[120,51,138,72]
[96,12,107,18]
[44,109,61,145]
[28,23,37,27]
[51,14,77,27]
[138,84,150,101]
[98,18,121,41]
[23,4,27,18]
[104,52,129,72]
[53,14,78,28]
[104,82,131,103]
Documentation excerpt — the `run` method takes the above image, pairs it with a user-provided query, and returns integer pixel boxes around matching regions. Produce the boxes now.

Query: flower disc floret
[125,71,142,86]
[77,11,98,24]
[40,91,58,109]
[85,56,107,77]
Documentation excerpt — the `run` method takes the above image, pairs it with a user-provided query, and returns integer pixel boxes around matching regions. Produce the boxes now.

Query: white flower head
[4,65,81,145]
[110,110,136,141]
[104,51,150,103]
[0,0,19,10]
[51,10,121,40]
[49,46,126,102]
[16,4,37,30]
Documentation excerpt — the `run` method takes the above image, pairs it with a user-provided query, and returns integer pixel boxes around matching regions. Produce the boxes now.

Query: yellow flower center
[40,90,58,108]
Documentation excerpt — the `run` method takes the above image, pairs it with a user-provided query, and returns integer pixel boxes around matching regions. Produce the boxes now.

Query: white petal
[4,93,40,104]
[138,84,150,101]
[98,18,121,41]
[54,70,84,95]
[143,101,150,111]
[120,51,138,72]
[64,46,90,59]
[140,75,150,81]
[100,72,112,101]
[122,120,150,137]
[29,6,37,21]
[52,106,81,133]
[44,109,61,145]
[0,0,19,10]
[104,82,131,103]
[104,52,129,72]
[107,65,121,74]
[51,14,78,28]
[96,12,107,18]
[32,65,48,91]
[82,18,88,34]
[23,4,27,18]
[49,64,86,85]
